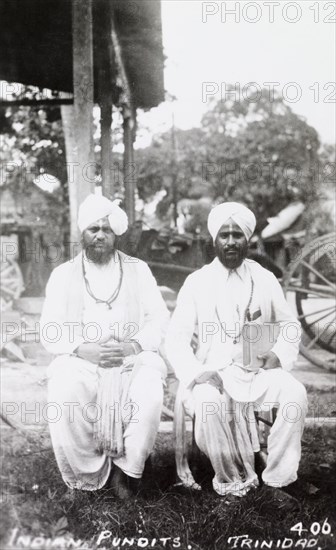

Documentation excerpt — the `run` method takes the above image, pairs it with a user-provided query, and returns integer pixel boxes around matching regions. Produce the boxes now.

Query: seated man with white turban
[40,193,169,498]
[165,202,307,502]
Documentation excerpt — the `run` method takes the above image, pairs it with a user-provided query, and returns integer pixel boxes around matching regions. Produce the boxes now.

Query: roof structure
[0,0,165,109]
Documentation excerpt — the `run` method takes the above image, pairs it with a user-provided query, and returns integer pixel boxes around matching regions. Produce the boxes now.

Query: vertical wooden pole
[123,106,135,224]
[61,104,82,256]
[100,83,113,199]
[97,0,114,200]
[72,0,95,208]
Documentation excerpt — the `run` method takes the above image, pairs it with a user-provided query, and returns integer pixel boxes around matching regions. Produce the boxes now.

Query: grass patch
[306,389,336,418]
[1,425,336,550]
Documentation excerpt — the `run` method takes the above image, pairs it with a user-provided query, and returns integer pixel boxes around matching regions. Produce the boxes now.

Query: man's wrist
[130,340,142,355]
[71,347,80,358]
[269,349,282,368]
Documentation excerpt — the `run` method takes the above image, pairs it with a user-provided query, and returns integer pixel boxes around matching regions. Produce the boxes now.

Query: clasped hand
[76,341,136,368]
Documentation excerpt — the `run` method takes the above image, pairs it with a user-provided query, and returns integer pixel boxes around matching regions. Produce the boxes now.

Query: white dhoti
[166,255,307,497]
[47,352,166,490]
[41,249,170,491]
[187,366,307,496]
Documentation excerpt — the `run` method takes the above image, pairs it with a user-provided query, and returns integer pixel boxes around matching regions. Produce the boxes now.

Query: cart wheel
[0,258,25,310]
[283,233,336,371]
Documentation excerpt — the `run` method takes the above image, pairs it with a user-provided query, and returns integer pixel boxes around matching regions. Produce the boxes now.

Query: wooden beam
[0,98,73,106]
[72,0,95,208]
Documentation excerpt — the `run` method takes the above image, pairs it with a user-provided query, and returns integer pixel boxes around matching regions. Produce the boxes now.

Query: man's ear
[114,235,120,248]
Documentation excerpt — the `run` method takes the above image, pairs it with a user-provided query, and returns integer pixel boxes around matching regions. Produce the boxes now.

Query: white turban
[207,202,256,242]
[78,194,128,235]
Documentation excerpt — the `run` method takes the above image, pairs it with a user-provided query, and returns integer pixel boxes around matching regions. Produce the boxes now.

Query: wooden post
[72,0,95,207]
[123,105,135,224]
[97,0,114,200]
[100,80,113,199]
[61,104,82,256]
[110,16,135,220]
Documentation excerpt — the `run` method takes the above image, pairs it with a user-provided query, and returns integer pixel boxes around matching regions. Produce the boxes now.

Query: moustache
[223,246,239,252]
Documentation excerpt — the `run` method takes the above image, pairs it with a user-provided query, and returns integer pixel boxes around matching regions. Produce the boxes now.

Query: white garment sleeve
[135,262,170,352]
[165,278,207,387]
[268,273,301,370]
[40,266,85,355]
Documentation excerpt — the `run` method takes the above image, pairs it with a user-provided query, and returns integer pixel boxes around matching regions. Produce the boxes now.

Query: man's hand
[257,351,281,370]
[99,341,137,368]
[75,341,140,368]
[194,371,224,394]
[75,343,102,364]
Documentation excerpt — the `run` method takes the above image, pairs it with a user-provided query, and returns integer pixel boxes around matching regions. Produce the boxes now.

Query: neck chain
[215,274,254,344]
[82,251,123,309]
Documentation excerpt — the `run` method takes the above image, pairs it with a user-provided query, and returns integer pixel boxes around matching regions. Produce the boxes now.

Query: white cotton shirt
[40,252,170,355]
[205,262,254,369]
[165,257,301,392]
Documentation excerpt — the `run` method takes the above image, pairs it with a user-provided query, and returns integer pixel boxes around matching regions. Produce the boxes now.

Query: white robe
[165,258,307,495]
[41,252,170,490]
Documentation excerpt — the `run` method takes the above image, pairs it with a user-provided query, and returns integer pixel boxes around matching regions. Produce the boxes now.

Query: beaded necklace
[82,251,123,309]
[215,274,254,344]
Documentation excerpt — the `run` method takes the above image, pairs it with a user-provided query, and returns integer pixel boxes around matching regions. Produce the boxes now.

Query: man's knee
[193,384,222,421]
[134,351,167,379]
[47,357,90,400]
[268,370,307,403]
[286,380,307,421]
[129,364,164,410]
[279,372,307,406]
[293,379,307,405]
[270,374,308,423]
[193,383,221,403]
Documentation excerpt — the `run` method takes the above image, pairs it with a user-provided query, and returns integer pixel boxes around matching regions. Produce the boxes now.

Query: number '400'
[290,519,332,537]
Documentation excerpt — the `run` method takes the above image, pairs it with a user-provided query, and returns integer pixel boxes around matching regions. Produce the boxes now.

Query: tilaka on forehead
[220,219,242,233]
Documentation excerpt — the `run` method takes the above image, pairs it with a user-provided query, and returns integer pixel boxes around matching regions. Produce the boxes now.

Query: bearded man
[165,202,307,502]
[40,193,169,498]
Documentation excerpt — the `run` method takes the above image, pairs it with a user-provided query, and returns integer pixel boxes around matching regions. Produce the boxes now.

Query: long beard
[84,244,115,265]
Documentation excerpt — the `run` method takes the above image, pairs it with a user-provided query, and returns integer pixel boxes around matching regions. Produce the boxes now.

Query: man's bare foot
[109,466,136,500]
[222,493,242,505]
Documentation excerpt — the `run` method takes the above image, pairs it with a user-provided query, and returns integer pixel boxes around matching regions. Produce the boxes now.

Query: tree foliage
[0,101,68,230]
[1,86,333,238]
[136,89,324,233]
